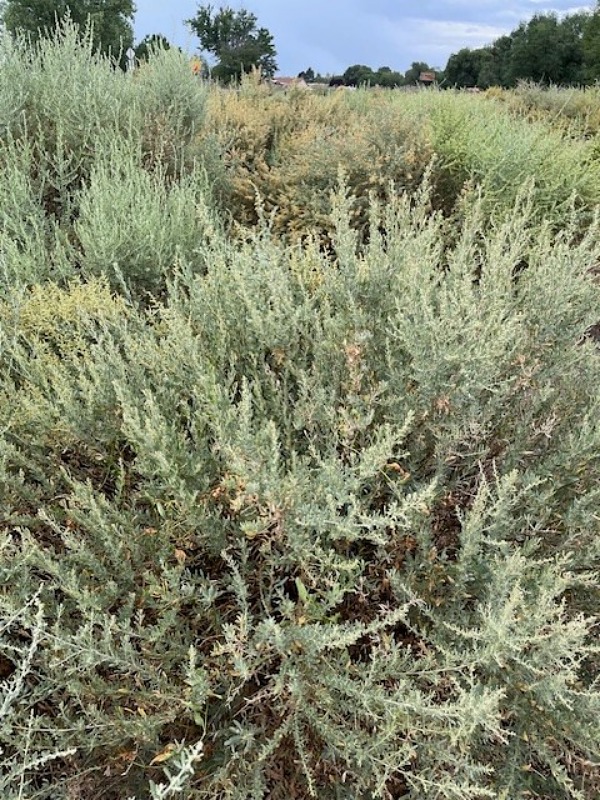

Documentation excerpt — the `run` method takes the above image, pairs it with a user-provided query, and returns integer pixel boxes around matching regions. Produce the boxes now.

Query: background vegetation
[186,5,277,83]
[0,21,599,800]
[0,0,135,67]
[444,2,600,89]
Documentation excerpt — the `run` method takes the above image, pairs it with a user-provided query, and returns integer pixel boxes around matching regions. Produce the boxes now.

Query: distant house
[271,76,309,90]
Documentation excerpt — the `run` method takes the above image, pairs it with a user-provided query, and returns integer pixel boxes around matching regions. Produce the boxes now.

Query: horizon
[132,1,594,76]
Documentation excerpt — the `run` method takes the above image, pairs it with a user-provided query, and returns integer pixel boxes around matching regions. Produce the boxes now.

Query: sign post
[126,47,136,72]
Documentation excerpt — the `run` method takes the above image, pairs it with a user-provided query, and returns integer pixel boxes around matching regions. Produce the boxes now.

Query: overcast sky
[133,1,594,75]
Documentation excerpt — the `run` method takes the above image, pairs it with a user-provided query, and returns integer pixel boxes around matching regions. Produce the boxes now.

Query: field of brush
[1,26,599,800]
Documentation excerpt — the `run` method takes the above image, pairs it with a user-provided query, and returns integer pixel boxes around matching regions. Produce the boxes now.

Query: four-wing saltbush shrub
[75,140,217,294]
[0,21,599,799]
[201,86,433,241]
[1,180,599,798]
[203,85,600,243]
[0,20,211,294]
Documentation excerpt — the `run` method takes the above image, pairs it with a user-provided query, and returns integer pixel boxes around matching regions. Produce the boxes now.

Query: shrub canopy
[0,23,599,800]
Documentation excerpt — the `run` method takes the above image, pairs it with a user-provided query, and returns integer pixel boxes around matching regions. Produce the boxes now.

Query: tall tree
[298,66,315,82]
[444,11,589,88]
[186,4,277,82]
[343,64,375,86]
[486,35,513,88]
[0,0,135,61]
[508,13,585,85]
[375,66,404,88]
[583,3,600,82]
[134,33,171,62]
[444,48,483,88]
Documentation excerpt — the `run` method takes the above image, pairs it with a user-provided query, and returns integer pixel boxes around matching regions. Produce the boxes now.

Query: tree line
[0,1,278,79]
[296,63,442,88]
[0,1,447,87]
[445,5,600,89]
[310,6,600,90]
[2,1,600,88]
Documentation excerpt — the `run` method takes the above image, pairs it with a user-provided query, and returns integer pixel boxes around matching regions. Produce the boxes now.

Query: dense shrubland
[0,25,599,800]
[202,77,600,240]
[487,82,600,139]
[444,6,600,89]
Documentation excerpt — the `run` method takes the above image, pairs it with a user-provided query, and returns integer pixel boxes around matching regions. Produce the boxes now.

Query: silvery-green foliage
[0,19,208,176]
[75,139,218,293]
[147,742,205,800]
[393,90,600,225]
[0,21,134,218]
[0,593,76,799]
[0,20,211,292]
[1,181,598,798]
[0,136,74,289]
[135,44,208,145]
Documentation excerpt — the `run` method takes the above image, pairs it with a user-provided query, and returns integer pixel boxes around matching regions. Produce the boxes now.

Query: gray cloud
[133,1,595,75]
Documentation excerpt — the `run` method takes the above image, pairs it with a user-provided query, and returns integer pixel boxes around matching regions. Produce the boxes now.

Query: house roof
[271,76,308,88]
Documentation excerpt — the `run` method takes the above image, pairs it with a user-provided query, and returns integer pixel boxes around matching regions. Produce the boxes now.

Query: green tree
[375,66,403,88]
[444,48,483,87]
[298,66,315,82]
[343,63,376,86]
[583,3,600,82]
[186,4,277,82]
[486,35,513,87]
[134,33,172,62]
[508,13,585,85]
[445,12,589,89]
[473,49,496,88]
[445,41,515,89]
[0,0,135,61]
